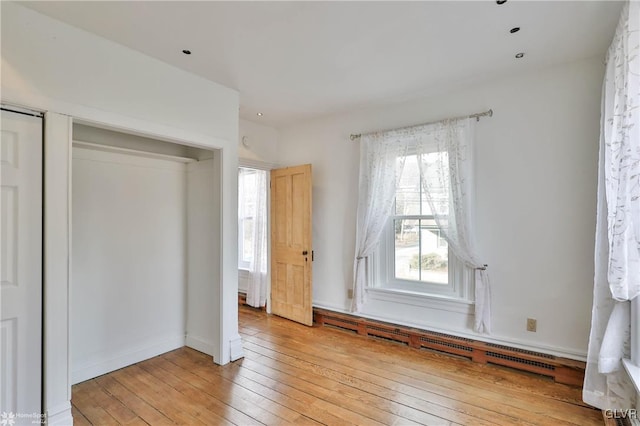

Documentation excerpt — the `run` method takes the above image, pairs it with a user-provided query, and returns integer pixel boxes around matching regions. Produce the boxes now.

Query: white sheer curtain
[351,134,408,312]
[351,118,491,333]
[246,169,268,308]
[583,0,639,410]
[418,119,491,333]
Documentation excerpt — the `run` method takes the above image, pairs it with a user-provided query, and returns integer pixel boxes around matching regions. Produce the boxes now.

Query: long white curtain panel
[352,117,491,333]
[583,0,639,410]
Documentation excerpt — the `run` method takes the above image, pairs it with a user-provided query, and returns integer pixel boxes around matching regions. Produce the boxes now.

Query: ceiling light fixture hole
[510,27,520,34]
[496,0,507,4]
[515,52,525,59]
[182,49,191,55]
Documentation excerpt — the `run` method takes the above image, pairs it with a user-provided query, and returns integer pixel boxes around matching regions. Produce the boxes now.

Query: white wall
[1,3,240,422]
[71,147,187,384]
[186,158,219,355]
[1,4,238,144]
[239,119,280,165]
[277,56,604,359]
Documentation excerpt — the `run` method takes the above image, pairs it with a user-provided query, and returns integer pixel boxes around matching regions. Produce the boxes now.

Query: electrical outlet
[526,318,537,332]
[347,289,353,299]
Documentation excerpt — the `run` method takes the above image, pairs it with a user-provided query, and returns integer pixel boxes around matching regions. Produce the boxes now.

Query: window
[373,152,472,300]
[238,167,257,269]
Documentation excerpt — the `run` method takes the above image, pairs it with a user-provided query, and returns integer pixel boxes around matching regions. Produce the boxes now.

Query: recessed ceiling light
[510,27,520,34]
[256,112,263,117]
[496,0,507,4]
[182,49,191,55]
[515,52,525,59]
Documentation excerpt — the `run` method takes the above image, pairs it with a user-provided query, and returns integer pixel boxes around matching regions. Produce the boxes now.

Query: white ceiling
[23,1,622,128]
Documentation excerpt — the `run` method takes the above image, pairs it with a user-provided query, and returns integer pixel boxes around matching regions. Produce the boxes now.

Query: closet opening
[70,122,221,384]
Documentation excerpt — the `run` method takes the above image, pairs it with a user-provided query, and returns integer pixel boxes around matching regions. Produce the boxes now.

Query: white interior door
[0,109,42,418]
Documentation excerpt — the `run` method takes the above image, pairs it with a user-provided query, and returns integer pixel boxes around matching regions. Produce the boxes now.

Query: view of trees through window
[393,154,448,284]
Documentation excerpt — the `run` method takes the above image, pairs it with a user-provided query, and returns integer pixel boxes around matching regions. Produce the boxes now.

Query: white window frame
[373,222,473,301]
[369,148,474,303]
[623,298,640,398]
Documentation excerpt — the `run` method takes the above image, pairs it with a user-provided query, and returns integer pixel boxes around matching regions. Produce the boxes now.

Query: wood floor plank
[241,329,600,426]
[159,349,344,425]
[165,350,388,424]
[244,312,583,405]
[110,366,210,424]
[72,381,120,425]
[240,318,600,425]
[170,347,375,426]
[71,404,92,426]
[241,340,531,426]
[71,306,602,426]
[239,350,465,426]
[143,352,296,425]
[77,379,143,425]
[167,349,405,426]
[238,355,446,426]
[93,375,174,425]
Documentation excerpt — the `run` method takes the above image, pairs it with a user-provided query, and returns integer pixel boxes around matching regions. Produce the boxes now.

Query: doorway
[237,162,314,326]
[238,166,269,310]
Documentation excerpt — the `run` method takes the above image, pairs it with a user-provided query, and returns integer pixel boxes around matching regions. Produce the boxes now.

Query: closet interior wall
[71,123,217,384]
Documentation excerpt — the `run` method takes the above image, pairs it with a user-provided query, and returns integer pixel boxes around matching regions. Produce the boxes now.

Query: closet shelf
[73,140,197,163]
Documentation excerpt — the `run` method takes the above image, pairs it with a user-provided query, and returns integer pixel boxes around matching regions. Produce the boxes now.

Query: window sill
[366,287,473,314]
[622,359,640,394]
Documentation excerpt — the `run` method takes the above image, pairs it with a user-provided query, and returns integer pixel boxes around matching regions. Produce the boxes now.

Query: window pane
[396,155,420,216]
[419,219,448,284]
[394,219,419,281]
[420,151,448,216]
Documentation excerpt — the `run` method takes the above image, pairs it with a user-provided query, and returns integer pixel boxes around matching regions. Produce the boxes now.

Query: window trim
[373,228,473,301]
[365,286,474,314]
[623,296,640,395]
[369,149,474,303]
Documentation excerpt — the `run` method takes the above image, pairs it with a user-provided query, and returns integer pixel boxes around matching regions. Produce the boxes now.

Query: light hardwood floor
[72,306,602,425]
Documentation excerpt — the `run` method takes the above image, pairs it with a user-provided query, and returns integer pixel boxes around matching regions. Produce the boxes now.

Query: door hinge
[312,250,314,261]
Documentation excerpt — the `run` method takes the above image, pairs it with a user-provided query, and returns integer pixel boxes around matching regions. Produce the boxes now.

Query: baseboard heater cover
[313,308,585,386]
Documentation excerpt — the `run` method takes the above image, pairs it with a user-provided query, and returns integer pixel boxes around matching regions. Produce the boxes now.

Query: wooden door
[270,164,313,326]
[0,109,42,416]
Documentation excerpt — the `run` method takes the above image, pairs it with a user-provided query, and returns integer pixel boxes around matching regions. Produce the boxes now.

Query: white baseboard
[229,335,245,361]
[46,401,73,425]
[71,334,185,384]
[186,334,215,357]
